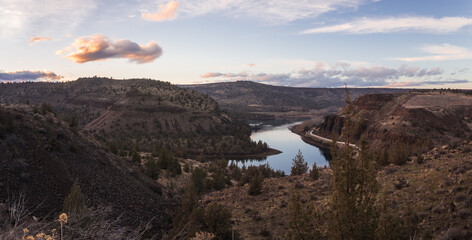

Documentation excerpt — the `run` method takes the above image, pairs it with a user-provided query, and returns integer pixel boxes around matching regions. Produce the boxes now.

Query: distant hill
[0,78,266,156]
[0,105,174,237]
[183,81,406,119]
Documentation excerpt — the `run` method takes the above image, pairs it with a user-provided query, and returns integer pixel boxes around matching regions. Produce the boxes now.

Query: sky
[0,0,471,88]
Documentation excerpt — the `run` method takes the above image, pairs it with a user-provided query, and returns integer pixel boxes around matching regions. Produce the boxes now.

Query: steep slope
[313,91,472,150]
[183,81,406,119]
[0,78,264,156]
[0,105,174,236]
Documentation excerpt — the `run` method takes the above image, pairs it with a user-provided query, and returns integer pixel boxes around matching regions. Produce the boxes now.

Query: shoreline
[189,147,282,160]
[290,127,333,150]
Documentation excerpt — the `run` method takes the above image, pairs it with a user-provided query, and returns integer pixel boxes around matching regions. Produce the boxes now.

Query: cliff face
[315,91,472,149]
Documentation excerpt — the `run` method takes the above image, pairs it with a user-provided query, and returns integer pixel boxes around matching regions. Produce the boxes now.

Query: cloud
[201,71,248,78]
[301,16,472,34]
[142,0,179,21]
[58,34,162,64]
[0,0,97,38]
[29,36,52,42]
[0,70,62,82]
[144,0,377,24]
[392,44,472,62]
[201,63,448,87]
[387,79,470,87]
[248,63,256,67]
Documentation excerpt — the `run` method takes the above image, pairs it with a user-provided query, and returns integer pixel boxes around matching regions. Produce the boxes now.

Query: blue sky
[0,0,471,88]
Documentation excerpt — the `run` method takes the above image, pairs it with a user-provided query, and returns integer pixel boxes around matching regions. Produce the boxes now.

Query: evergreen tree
[286,190,319,240]
[63,180,86,214]
[248,171,262,196]
[309,162,319,181]
[132,149,141,163]
[291,150,309,176]
[145,157,160,180]
[328,89,379,240]
[158,148,170,169]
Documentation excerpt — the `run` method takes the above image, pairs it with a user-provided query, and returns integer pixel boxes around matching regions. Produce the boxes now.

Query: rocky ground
[198,140,472,239]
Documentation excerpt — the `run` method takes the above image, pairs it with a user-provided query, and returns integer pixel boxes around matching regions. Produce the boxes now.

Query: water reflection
[230,122,330,174]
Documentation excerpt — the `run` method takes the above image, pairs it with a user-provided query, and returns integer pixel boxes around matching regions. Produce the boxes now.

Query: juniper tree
[63,180,86,215]
[309,162,319,181]
[291,150,309,176]
[286,190,320,240]
[328,89,379,240]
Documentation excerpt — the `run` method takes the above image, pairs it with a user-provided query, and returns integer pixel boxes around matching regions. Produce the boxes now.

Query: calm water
[232,122,330,174]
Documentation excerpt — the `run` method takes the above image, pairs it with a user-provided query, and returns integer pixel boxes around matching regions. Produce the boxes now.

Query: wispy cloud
[301,16,472,34]
[142,0,179,22]
[201,72,248,78]
[391,43,472,62]
[144,0,377,24]
[58,34,162,64]
[0,0,97,38]
[202,63,450,87]
[0,70,62,82]
[387,79,470,87]
[29,36,52,42]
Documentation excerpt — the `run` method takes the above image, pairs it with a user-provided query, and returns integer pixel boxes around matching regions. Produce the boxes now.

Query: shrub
[191,203,234,240]
[191,167,207,194]
[131,150,141,163]
[168,157,182,177]
[210,170,226,191]
[40,102,55,116]
[389,142,410,165]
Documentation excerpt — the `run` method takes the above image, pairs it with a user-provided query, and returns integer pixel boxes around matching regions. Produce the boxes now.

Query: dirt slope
[0,105,175,237]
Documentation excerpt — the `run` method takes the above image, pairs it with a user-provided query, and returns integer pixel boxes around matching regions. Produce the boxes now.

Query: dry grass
[0,196,155,240]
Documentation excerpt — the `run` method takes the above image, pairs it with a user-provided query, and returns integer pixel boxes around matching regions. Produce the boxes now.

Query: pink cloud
[58,34,162,64]
[142,1,179,22]
[29,36,52,42]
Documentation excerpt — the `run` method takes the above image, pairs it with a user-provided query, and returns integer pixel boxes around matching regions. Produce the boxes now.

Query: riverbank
[291,125,360,151]
[291,125,333,150]
[189,147,282,160]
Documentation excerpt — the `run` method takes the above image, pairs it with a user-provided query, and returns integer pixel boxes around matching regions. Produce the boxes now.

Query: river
[231,122,331,174]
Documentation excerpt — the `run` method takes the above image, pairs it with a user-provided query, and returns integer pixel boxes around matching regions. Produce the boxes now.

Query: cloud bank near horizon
[0,70,62,82]
[58,34,162,64]
[201,63,468,88]
[392,43,472,62]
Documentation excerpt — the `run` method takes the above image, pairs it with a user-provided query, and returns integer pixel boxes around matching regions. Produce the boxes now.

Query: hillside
[183,81,406,120]
[0,104,174,237]
[0,78,265,156]
[307,91,472,152]
[198,141,472,239]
